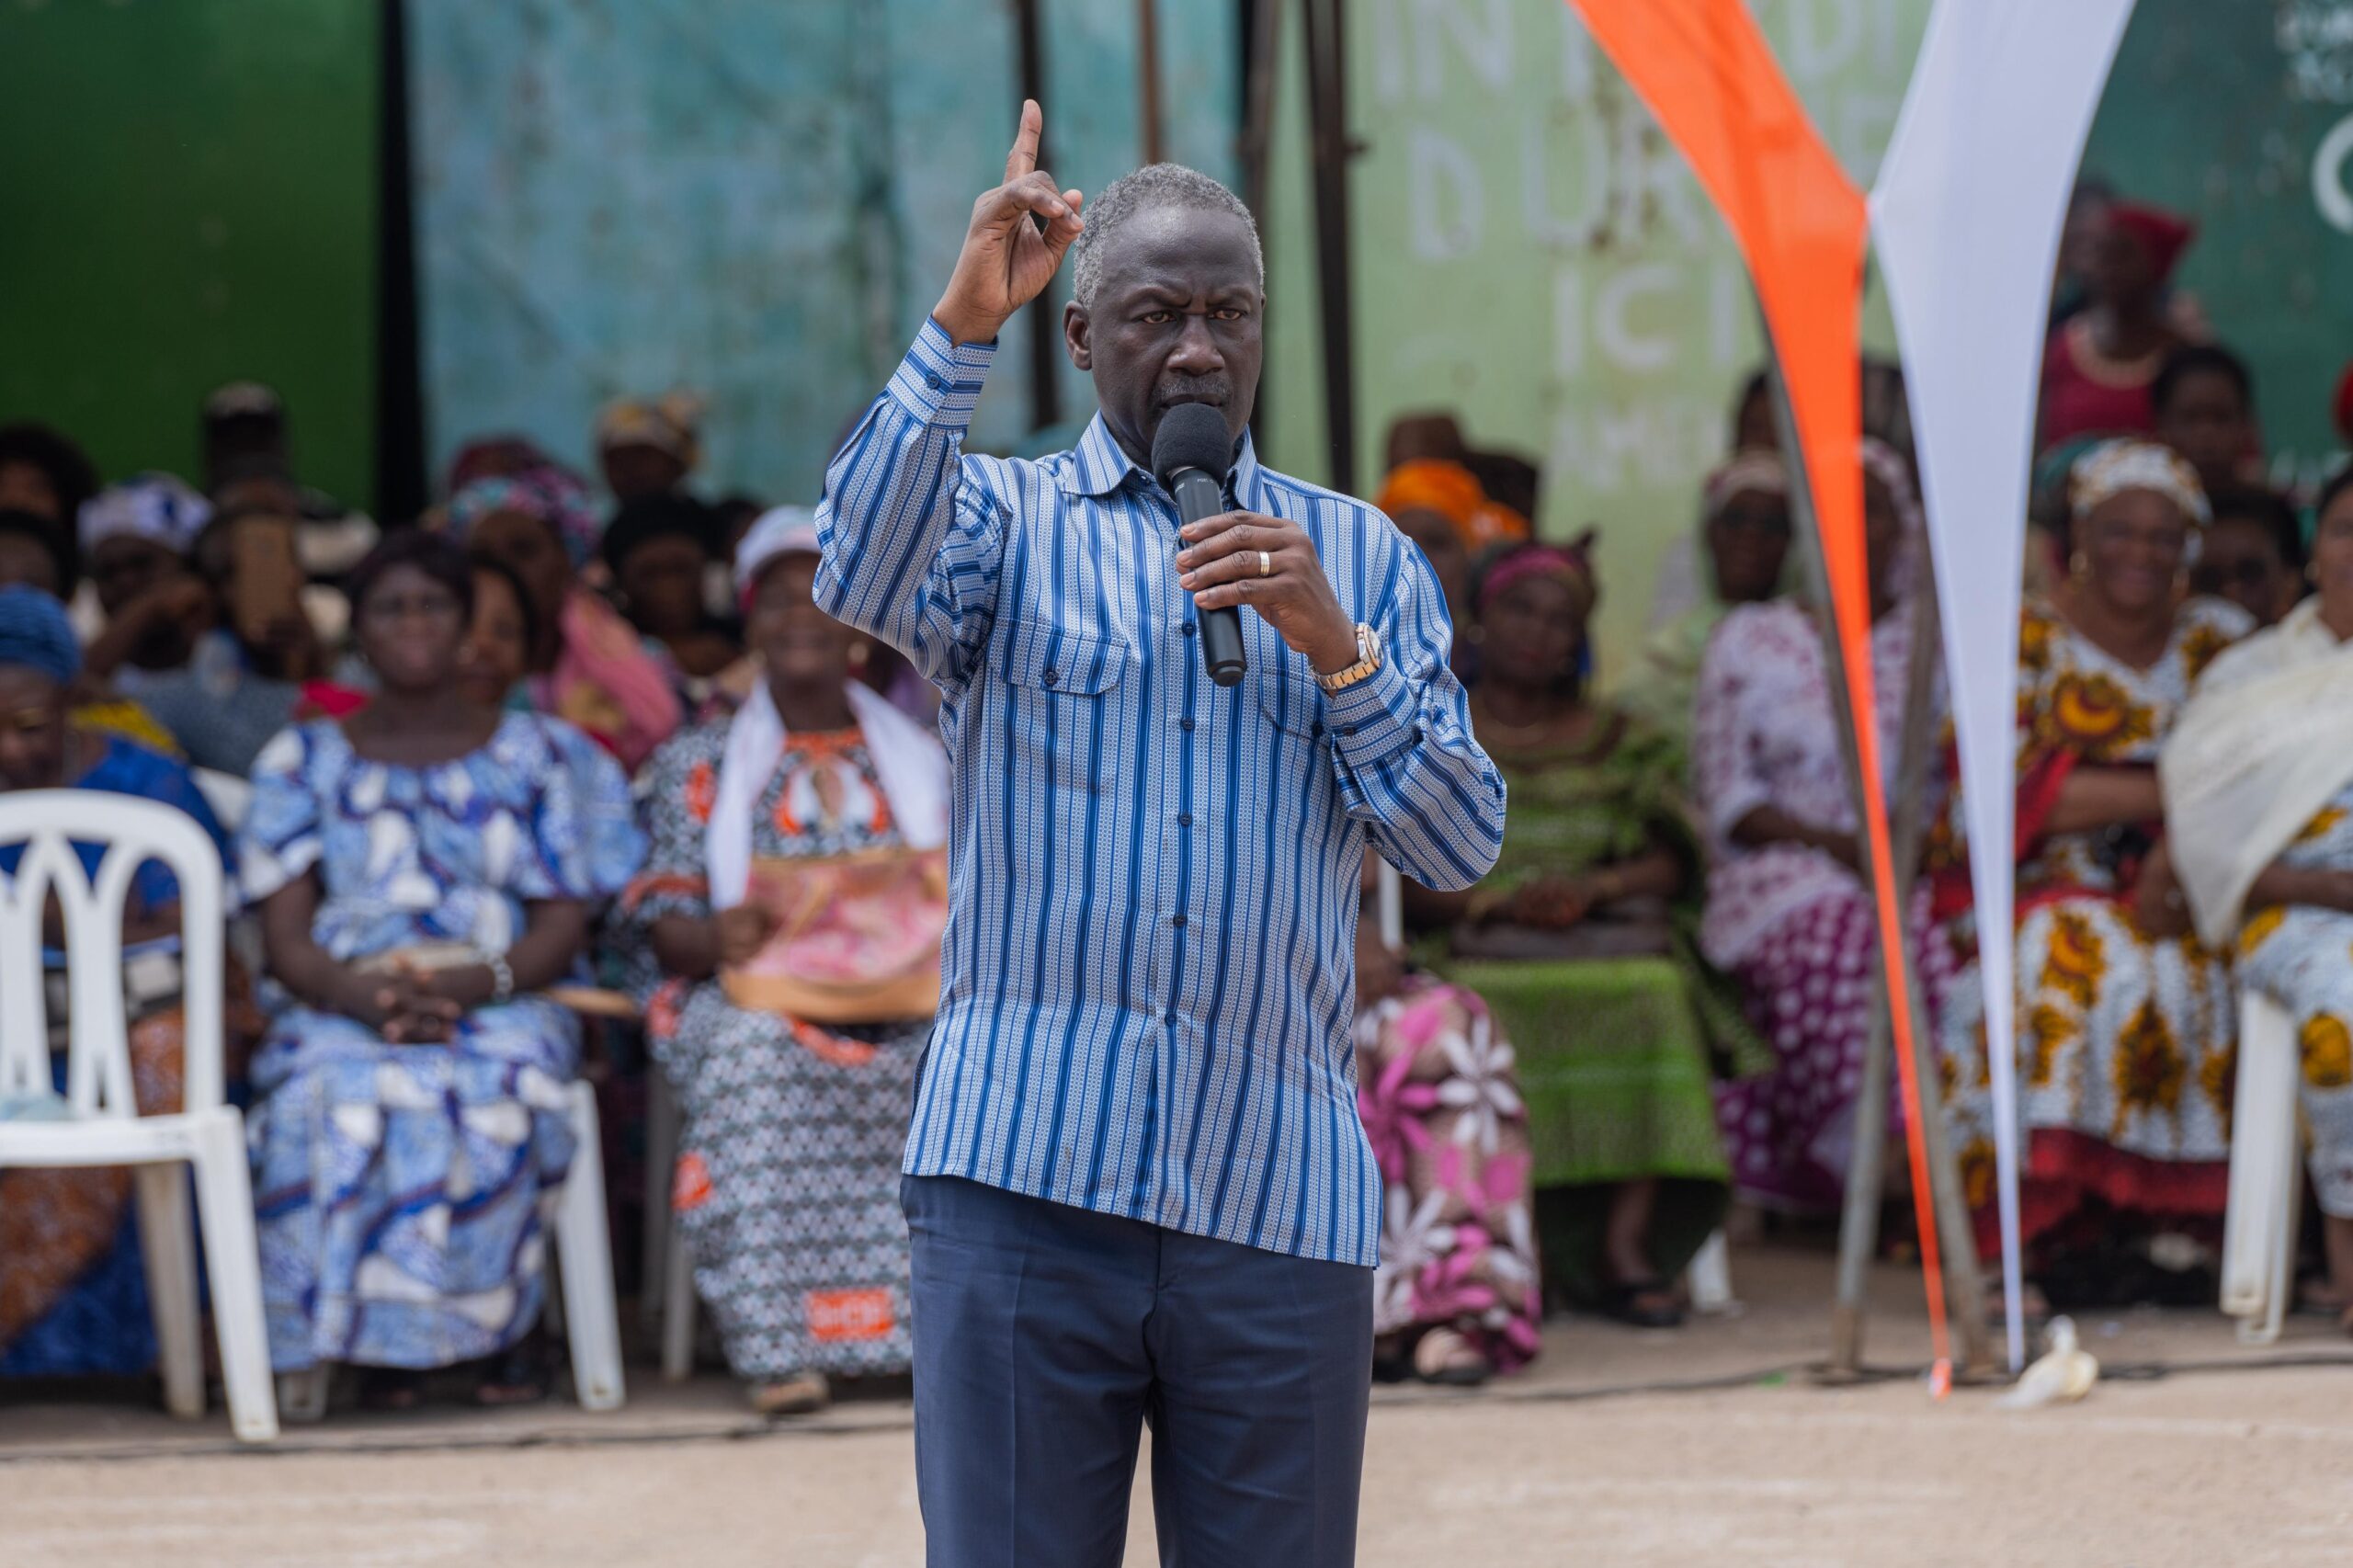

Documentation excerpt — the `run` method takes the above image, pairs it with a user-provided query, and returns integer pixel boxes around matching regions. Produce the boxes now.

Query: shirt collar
[1060,413,1265,512]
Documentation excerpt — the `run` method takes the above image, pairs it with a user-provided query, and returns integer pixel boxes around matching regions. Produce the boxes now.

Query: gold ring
[1258,550,1273,578]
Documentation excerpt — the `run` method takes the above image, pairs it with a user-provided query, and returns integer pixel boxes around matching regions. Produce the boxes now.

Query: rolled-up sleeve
[813,320,1006,689]
[1324,527,1505,891]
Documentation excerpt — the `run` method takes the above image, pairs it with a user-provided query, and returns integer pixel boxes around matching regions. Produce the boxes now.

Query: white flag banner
[1870,0,2141,1373]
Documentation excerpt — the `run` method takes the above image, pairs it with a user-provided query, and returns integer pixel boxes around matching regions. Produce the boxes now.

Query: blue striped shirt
[816,322,1506,1267]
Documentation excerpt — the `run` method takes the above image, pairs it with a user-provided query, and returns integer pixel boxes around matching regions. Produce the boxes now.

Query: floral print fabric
[1940,598,2250,1254]
[1356,975,1540,1373]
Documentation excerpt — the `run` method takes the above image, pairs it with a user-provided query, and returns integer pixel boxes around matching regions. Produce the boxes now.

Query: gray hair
[1069,164,1264,310]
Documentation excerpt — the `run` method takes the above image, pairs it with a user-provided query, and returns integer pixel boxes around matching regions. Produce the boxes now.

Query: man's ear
[1064,300,1092,371]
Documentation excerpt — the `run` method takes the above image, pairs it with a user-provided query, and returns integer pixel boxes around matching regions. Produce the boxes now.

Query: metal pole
[1761,347,1987,1377]
[1300,0,1358,497]
[1137,0,1165,166]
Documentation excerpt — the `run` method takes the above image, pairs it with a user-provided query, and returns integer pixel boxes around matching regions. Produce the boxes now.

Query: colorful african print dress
[1938,597,2251,1255]
[2233,781,2353,1220]
[1356,973,1541,1370]
[1692,599,1960,1215]
[1444,704,1766,1301]
[238,714,642,1372]
[621,721,928,1383]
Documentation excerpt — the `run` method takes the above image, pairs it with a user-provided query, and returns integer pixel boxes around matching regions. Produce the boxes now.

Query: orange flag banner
[1562,0,1950,1384]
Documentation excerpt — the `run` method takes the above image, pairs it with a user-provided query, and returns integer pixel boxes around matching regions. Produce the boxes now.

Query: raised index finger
[1006,98,1042,182]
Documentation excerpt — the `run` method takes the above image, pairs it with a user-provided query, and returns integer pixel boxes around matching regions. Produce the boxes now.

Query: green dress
[1438,707,1766,1302]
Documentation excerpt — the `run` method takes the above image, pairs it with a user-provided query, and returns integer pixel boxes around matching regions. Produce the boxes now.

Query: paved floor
[6,1245,2351,1566]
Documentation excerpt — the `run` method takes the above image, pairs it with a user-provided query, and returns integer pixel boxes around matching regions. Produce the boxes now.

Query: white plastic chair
[0,790,278,1441]
[1688,1230,1736,1314]
[644,1071,702,1382]
[2222,990,2301,1346]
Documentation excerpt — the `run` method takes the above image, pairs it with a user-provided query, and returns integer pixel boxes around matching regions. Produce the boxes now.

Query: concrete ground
[5,1244,2351,1567]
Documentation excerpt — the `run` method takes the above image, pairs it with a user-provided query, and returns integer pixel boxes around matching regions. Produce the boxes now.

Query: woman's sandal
[358,1368,425,1413]
[1412,1326,1492,1388]
[473,1340,552,1408]
[1598,1277,1685,1330]
[749,1370,832,1417]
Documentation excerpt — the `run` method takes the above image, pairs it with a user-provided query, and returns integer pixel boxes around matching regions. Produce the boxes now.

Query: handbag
[722,846,949,1023]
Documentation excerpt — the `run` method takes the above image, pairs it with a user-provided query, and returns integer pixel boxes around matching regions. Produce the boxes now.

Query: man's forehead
[1097,207,1259,293]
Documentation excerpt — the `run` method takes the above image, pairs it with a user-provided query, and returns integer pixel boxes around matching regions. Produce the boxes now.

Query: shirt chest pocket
[993,619,1132,798]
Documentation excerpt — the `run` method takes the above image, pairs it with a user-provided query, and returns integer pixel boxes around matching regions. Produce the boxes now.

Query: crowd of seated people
[11,177,2353,1427]
[0,387,959,1418]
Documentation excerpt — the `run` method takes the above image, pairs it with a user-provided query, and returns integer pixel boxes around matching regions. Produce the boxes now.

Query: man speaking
[816,101,1505,1566]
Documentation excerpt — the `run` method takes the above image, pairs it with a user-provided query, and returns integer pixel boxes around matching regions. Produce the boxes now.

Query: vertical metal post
[1138,0,1166,166]
[1012,0,1061,433]
[1300,0,1358,496]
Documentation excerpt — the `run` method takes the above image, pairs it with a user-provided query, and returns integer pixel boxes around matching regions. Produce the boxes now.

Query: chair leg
[559,1081,627,1412]
[2226,994,2298,1345]
[642,1070,679,1323]
[1688,1229,1735,1315]
[661,1190,699,1383]
[132,1163,202,1419]
[188,1109,279,1442]
[277,1368,331,1424]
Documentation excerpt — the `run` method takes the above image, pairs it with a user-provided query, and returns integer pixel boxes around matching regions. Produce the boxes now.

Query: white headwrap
[2069,438,2211,526]
[706,506,948,909]
[78,473,212,554]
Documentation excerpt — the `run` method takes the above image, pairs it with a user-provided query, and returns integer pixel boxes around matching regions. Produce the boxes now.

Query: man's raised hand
[931,100,1085,347]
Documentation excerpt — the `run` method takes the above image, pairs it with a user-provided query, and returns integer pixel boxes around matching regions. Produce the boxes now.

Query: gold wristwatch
[1315,623,1383,693]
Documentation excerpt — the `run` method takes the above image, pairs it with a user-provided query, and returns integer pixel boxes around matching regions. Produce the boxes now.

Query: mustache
[1155,375,1232,409]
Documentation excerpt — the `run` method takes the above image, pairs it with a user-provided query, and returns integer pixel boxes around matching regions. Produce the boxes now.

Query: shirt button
[1179,717,1195,733]
[1042,667,1059,687]
[1176,812,1193,827]
[1164,1012,1178,1028]
[1171,915,1188,929]
[1180,621,1196,637]
[926,372,944,390]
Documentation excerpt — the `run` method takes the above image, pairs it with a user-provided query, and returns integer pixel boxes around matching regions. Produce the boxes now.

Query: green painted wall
[0,0,381,505]
[1260,0,1929,687]
[2084,0,2353,490]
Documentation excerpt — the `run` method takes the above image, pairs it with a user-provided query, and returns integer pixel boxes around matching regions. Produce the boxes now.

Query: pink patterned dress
[1355,974,1541,1372]
[1692,600,1959,1213]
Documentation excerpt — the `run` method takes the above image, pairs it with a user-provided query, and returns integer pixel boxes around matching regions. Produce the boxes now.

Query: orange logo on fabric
[686,760,718,824]
[672,1151,713,1212]
[806,1288,895,1343]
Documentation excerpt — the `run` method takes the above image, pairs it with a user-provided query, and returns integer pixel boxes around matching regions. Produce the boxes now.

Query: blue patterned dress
[237,713,642,1372]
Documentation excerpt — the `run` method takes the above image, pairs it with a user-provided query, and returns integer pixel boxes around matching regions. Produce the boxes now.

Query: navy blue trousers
[903,1176,1374,1568]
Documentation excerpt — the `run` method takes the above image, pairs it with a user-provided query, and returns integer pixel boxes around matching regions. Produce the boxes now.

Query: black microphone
[1152,403,1247,687]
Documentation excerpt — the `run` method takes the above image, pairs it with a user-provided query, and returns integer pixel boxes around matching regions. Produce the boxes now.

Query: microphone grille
[1151,403,1233,490]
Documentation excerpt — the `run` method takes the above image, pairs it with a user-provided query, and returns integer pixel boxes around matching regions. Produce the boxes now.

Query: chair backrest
[0,790,227,1119]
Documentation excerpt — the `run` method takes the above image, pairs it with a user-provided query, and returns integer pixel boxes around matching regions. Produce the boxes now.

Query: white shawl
[706,679,949,911]
[2161,597,2353,948]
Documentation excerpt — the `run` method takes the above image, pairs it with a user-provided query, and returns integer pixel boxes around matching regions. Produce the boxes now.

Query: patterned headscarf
[1376,459,1531,554]
[0,585,82,686]
[597,391,704,471]
[78,473,212,555]
[2069,437,2211,526]
[449,466,603,568]
[1475,535,1598,621]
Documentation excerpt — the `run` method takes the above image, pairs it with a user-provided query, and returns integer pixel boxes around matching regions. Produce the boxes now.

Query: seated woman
[2165,469,2353,1323]
[1622,450,1792,750]
[1694,442,1959,1220]
[0,587,237,1379]
[619,510,944,1415]
[1419,540,1764,1329]
[1939,440,2248,1281]
[238,533,642,1407]
[1355,869,1540,1383]
[450,466,682,770]
[600,493,742,710]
